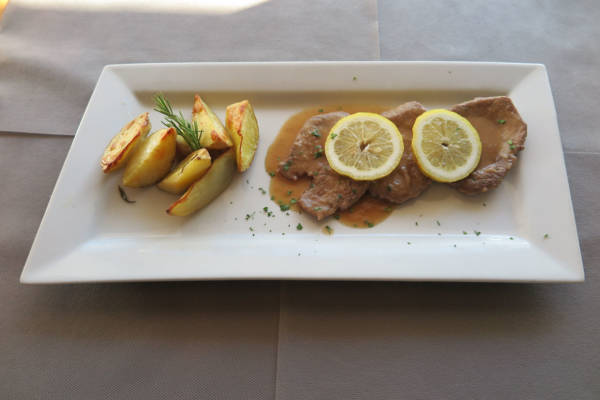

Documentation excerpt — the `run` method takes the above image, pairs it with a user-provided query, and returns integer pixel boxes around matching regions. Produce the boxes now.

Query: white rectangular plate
[21,62,584,283]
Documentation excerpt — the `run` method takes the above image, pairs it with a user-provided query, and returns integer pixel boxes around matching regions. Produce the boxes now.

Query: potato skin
[101,112,150,173]
[122,128,176,187]
[158,148,212,194]
[167,149,236,216]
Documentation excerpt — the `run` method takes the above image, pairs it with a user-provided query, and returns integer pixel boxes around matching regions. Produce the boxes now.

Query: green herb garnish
[474,230,481,236]
[330,133,337,139]
[268,171,276,177]
[153,93,201,150]
[364,220,374,228]
[318,108,324,113]
[259,187,266,195]
[296,223,303,231]
[498,119,506,124]
[310,129,321,138]
[544,233,549,239]
[436,220,441,226]
[290,198,297,204]
[313,207,322,211]
[280,204,290,212]
[118,186,135,204]
[283,161,292,171]
[325,225,333,234]
[333,214,340,220]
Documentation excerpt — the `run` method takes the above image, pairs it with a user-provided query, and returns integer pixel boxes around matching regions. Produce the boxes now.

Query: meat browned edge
[450,96,527,195]
[278,112,369,220]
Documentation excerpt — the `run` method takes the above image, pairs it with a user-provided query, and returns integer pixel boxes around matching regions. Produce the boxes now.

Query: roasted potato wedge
[225,100,259,172]
[122,128,176,187]
[175,135,193,158]
[193,94,233,149]
[158,148,211,194]
[167,149,236,216]
[101,112,150,173]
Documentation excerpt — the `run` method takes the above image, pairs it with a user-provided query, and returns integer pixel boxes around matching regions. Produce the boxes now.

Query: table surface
[1,1,599,399]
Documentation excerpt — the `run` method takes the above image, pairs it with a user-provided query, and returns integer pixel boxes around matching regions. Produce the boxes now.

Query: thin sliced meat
[299,165,369,220]
[278,111,348,180]
[450,96,527,195]
[369,102,432,203]
[277,111,367,220]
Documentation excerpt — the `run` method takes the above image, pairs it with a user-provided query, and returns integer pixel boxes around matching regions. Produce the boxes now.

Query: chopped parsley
[330,133,338,139]
[245,212,255,221]
[436,220,441,226]
[318,108,324,113]
[352,76,357,81]
[290,198,297,204]
[280,204,290,211]
[268,171,276,177]
[407,241,411,245]
[314,150,324,158]
[258,187,266,195]
[462,230,468,235]
[287,190,292,196]
[544,233,549,239]
[364,220,374,228]
[498,119,506,124]
[415,221,419,226]
[337,194,343,200]
[325,225,333,234]
[296,223,303,231]
[509,237,514,240]
[313,207,322,211]
[282,161,292,171]
[310,129,321,138]
[333,214,340,220]
[474,230,481,236]
[310,182,315,188]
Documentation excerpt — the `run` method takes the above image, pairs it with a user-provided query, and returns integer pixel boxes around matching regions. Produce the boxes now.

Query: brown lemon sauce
[468,116,507,168]
[265,105,394,227]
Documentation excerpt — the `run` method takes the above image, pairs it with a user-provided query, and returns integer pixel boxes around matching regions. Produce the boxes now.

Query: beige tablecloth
[1,0,599,399]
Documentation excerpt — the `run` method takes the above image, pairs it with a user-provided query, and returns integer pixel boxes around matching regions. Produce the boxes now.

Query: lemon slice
[412,109,482,182]
[324,112,404,181]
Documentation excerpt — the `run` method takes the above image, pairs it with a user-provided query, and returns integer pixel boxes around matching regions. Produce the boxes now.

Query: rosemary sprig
[153,93,202,150]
